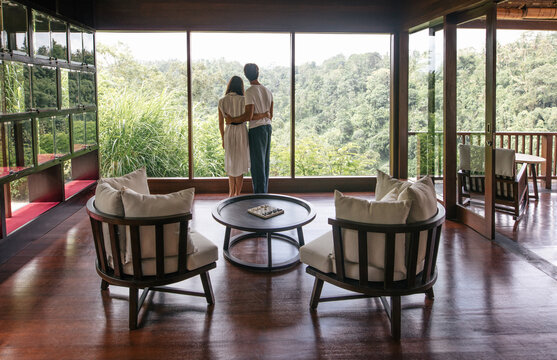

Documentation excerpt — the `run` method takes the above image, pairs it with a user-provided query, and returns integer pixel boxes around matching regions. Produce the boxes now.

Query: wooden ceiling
[22,0,557,32]
[498,0,557,30]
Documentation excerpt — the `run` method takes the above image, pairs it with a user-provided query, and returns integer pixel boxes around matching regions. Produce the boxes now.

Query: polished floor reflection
[1,190,557,359]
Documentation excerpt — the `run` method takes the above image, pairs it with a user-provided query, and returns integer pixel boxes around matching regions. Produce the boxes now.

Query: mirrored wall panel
[79,71,95,106]
[2,61,30,113]
[51,18,67,61]
[3,119,33,174]
[54,115,70,156]
[83,31,94,65]
[32,10,50,58]
[37,116,55,163]
[67,70,79,107]
[70,26,83,63]
[32,65,57,109]
[72,113,85,152]
[1,0,28,54]
[85,112,96,146]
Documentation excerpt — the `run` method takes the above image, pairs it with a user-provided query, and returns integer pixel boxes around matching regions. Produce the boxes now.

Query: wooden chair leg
[310,278,324,310]
[390,296,401,341]
[129,287,138,330]
[200,272,215,305]
[425,288,434,300]
[101,280,109,290]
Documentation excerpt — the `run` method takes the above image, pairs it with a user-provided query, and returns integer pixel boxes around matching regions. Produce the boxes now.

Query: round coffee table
[212,194,316,272]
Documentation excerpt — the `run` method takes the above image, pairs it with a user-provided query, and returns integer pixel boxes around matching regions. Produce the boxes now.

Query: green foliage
[408,31,557,178]
[97,32,557,179]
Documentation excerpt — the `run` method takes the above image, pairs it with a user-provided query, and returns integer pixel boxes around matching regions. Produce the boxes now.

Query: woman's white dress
[218,93,250,176]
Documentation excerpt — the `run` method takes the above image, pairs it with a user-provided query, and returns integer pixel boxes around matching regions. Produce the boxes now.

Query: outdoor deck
[0,188,556,359]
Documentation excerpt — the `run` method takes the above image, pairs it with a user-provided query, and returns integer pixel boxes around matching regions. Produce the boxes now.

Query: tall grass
[98,86,189,177]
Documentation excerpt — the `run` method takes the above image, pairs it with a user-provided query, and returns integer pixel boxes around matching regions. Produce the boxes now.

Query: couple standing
[218,63,273,197]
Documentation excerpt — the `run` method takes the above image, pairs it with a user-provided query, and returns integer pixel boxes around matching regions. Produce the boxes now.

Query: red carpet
[65,179,96,199]
[6,202,59,234]
[0,166,29,178]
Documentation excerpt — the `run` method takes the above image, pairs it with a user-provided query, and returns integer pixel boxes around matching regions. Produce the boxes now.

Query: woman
[218,76,250,197]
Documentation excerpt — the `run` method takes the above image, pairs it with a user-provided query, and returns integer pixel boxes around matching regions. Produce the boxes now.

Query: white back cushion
[334,190,411,276]
[121,187,197,259]
[458,144,471,171]
[95,182,124,217]
[94,182,129,266]
[98,167,150,195]
[398,176,437,223]
[495,148,515,178]
[375,169,411,201]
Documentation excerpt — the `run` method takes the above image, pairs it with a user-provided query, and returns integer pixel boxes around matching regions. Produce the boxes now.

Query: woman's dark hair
[244,63,259,81]
[226,76,244,96]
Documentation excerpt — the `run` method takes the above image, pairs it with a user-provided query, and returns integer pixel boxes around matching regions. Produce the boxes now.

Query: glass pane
[37,116,55,164]
[409,27,444,197]
[1,120,32,175]
[54,115,70,156]
[3,61,30,113]
[33,11,50,58]
[2,0,28,54]
[70,26,83,63]
[63,160,72,183]
[295,34,391,176]
[32,65,57,109]
[83,31,94,65]
[79,71,95,106]
[68,70,79,107]
[60,68,69,108]
[496,30,556,139]
[72,113,85,152]
[191,32,290,178]
[50,18,67,61]
[96,32,189,177]
[0,123,8,177]
[10,177,29,212]
[85,111,97,145]
[457,18,486,217]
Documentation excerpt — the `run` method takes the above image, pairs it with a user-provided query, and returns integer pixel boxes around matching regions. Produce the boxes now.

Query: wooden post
[390,31,408,180]
[443,17,457,219]
[541,134,553,189]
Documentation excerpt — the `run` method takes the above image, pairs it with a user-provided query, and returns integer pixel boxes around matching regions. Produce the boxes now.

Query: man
[226,63,273,193]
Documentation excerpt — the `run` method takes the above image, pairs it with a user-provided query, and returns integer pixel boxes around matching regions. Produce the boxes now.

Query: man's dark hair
[244,63,259,81]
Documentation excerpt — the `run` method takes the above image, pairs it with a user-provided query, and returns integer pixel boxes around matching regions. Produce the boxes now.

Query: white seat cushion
[300,231,407,281]
[122,230,218,276]
[300,231,335,274]
[187,231,219,271]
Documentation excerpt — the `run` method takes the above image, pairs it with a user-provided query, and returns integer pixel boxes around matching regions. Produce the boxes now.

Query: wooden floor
[1,190,557,359]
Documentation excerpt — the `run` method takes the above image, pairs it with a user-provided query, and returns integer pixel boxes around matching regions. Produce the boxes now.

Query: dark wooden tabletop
[212,194,316,232]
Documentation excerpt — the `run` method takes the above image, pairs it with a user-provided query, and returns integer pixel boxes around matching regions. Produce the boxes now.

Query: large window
[98,31,393,179]
[96,32,188,177]
[190,32,291,177]
[295,34,391,176]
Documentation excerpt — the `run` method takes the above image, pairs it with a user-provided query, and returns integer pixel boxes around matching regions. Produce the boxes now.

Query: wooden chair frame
[306,203,445,341]
[457,163,528,226]
[86,197,216,330]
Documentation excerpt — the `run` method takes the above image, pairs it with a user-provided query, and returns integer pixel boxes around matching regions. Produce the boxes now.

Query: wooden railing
[409,131,556,188]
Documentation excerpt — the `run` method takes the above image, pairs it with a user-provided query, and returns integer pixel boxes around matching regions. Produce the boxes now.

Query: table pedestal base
[223,230,302,272]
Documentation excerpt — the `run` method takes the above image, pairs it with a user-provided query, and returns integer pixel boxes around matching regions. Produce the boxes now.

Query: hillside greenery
[96,31,557,178]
